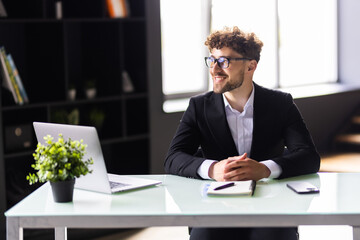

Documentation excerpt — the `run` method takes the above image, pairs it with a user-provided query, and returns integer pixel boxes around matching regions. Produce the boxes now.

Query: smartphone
[286,181,319,194]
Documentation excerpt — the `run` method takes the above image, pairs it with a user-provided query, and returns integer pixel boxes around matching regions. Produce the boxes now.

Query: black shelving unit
[0,0,149,238]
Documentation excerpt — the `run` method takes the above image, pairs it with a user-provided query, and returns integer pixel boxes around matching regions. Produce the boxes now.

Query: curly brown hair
[204,26,263,62]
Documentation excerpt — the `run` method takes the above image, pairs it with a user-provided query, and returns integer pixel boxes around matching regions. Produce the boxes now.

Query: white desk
[5,173,360,240]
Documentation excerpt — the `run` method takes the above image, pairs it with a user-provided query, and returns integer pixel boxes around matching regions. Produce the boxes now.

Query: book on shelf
[0,47,18,104]
[106,0,130,18]
[55,1,63,19]
[0,47,23,104]
[0,0,7,17]
[0,46,28,105]
[122,70,134,93]
[7,54,29,104]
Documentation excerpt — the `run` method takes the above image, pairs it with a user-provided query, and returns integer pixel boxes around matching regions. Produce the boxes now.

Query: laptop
[33,122,162,194]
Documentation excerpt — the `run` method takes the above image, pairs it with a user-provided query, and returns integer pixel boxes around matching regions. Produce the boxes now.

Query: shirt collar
[223,84,255,112]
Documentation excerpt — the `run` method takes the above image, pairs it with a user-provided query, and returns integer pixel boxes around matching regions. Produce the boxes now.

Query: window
[160,0,210,99]
[211,0,278,88]
[277,0,338,87]
[161,0,338,112]
[211,0,338,88]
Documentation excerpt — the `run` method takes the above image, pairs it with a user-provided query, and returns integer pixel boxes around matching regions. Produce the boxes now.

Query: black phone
[286,181,319,194]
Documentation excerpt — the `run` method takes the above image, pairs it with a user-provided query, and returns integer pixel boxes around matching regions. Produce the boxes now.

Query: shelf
[1,0,145,19]
[0,17,145,23]
[0,2,149,233]
[3,133,149,158]
[3,150,33,159]
[101,133,149,145]
[1,93,148,111]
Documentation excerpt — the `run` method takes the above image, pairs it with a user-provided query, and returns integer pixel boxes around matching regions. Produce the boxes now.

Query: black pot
[50,179,75,203]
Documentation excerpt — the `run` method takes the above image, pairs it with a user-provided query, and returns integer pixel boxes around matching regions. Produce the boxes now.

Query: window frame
[161,0,338,106]
[160,0,211,101]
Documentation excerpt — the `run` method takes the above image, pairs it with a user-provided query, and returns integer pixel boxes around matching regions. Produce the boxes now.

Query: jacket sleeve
[164,97,206,178]
[272,93,320,179]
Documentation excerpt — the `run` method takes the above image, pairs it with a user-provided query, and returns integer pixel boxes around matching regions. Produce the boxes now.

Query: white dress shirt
[197,87,282,179]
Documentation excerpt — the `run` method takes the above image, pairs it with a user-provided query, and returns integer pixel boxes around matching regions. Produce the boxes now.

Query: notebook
[206,180,256,196]
[33,122,162,194]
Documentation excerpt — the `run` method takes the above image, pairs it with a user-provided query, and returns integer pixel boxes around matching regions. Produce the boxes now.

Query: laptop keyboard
[109,181,131,189]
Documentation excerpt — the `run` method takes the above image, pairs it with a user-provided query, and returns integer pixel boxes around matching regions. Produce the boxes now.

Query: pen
[214,182,235,191]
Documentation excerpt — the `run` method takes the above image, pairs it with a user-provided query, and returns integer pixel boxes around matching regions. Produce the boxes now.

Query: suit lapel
[204,93,238,156]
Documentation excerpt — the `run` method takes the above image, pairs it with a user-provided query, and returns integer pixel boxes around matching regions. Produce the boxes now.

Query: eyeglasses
[204,56,251,69]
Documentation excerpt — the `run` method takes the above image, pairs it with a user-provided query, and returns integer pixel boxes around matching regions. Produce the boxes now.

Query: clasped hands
[208,153,270,181]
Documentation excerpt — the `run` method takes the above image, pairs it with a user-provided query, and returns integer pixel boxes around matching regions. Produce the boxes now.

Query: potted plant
[89,107,105,133]
[84,79,97,99]
[67,83,77,101]
[27,134,93,202]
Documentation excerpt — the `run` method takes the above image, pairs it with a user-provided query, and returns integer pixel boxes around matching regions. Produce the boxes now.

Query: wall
[146,0,182,173]
[295,90,360,153]
[147,0,360,174]
[300,0,360,152]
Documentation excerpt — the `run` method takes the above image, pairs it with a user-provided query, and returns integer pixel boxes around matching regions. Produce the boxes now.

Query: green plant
[27,134,93,185]
[89,108,105,130]
[51,108,80,125]
[85,78,96,89]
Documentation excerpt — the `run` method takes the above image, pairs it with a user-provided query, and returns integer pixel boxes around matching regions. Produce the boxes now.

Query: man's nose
[211,61,222,74]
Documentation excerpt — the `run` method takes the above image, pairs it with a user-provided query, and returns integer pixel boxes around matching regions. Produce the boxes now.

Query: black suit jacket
[164,83,320,179]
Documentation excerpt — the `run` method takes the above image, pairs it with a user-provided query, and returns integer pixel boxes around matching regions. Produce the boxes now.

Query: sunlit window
[160,0,337,112]
[211,0,278,88]
[160,0,210,98]
[211,0,337,88]
[278,0,337,87]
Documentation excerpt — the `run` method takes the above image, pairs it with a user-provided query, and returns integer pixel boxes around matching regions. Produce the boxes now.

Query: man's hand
[208,153,271,181]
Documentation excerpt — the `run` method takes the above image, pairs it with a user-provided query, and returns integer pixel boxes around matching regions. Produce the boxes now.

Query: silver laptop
[33,122,162,194]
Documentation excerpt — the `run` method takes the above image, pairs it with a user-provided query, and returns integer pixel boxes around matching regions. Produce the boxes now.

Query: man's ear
[247,60,257,72]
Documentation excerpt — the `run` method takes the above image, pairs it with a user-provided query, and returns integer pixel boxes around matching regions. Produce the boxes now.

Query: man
[164,26,320,240]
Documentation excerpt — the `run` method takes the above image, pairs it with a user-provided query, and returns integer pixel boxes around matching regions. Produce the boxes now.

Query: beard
[213,74,245,94]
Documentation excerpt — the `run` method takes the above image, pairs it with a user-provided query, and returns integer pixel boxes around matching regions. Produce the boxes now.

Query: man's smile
[213,75,227,83]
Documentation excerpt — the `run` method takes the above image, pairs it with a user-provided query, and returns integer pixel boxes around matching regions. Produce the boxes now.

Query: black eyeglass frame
[204,56,252,69]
